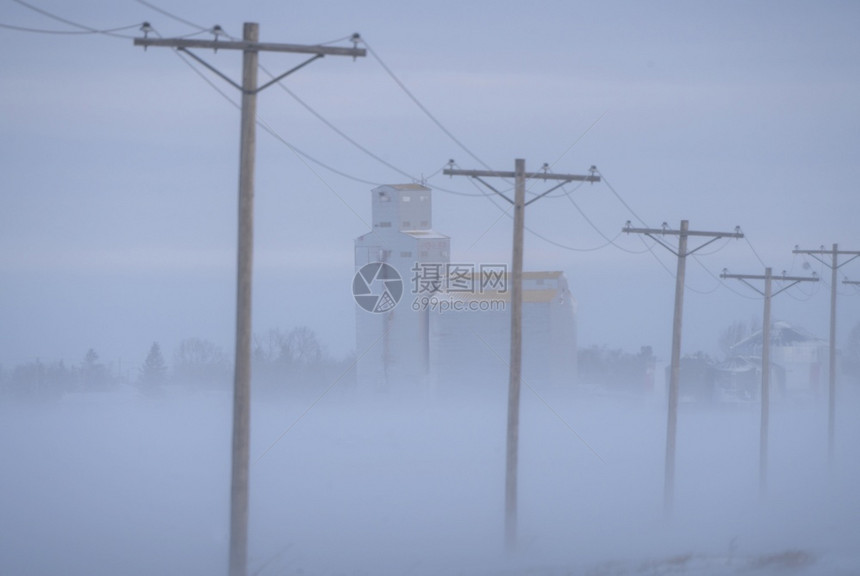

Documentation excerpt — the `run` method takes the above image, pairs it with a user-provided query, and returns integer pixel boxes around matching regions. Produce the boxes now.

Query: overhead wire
[9,5,767,286]
[135,25,384,192]
[165,36,374,225]
[468,177,628,254]
[547,110,608,170]
[593,168,770,298]
[547,183,647,254]
[18,5,847,369]
[0,21,142,35]
[130,20,588,226]
[782,278,820,302]
[259,60,510,196]
[594,169,650,229]
[256,65,501,197]
[12,5,814,344]
[128,6,594,220]
[461,182,513,253]
[134,8,420,187]
[131,14,491,198]
[8,0,143,38]
[133,0,210,33]
[689,237,733,257]
[260,65,416,182]
[528,226,623,253]
[360,37,494,172]
[692,256,752,298]
[635,234,677,280]
[743,235,768,268]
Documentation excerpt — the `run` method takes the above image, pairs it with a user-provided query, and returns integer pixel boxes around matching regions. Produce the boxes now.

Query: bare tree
[174,338,230,389]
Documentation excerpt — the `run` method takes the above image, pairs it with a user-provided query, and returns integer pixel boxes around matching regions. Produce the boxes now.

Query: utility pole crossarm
[624,224,744,239]
[444,165,599,206]
[443,167,601,182]
[721,272,818,282]
[624,224,742,258]
[793,247,860,270]
[793,248,860,255]
[134,36,367,58]
[721,269,818,298]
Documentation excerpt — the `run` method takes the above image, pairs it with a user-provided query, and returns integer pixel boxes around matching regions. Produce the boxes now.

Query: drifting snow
[0,382,858,575]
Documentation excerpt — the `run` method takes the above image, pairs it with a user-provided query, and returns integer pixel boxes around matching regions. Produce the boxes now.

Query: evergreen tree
[79,348,111,391]
[139,342,167,391]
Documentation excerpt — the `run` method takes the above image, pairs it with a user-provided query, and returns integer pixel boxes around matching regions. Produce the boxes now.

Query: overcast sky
[2,0,859,369]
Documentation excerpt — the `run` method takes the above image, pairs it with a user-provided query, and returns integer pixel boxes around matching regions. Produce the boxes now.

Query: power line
[260,67,502,193]
[170,46,379,226]
[743,235,768,268]
[691,237,733,257]
[171,44,375,185]
[133,0,211,33]
[642,233,757,298]
[135,17,512,199]
[627,220,756,298]
[451,160,648,254]
[559,184,648,254]
[455,167,624,253]
[173,33,494,202]
[780,255,822,301]
[261,65,415,181]
[528,220,622,253]
[164,24,404,221]
[636,234,678,280]
[596,170,650,228]
[0,20,142,35]
[548,110,609,169]
[257,41,512,195]
[9,0,140,38]
[362,37,492,172]
[8,3,699,268]
[685,257,723,295]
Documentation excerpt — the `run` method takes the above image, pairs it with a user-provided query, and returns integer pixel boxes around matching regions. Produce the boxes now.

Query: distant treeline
[0,326,356,401]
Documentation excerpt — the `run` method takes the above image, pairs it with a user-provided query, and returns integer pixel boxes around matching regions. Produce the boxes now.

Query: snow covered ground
[1,382,858,575]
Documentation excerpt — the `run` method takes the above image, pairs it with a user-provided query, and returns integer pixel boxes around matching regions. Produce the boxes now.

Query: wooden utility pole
[623,220,743,515]
[135,25,365,576]
[720,267,818,496]
[792,244,860,462]
[444,160,599,550]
